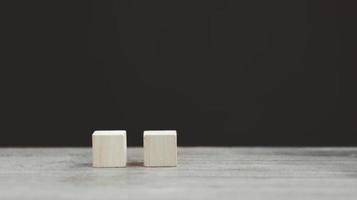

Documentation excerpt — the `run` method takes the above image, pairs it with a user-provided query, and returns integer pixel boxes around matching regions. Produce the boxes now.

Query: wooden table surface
[0,147,356,200]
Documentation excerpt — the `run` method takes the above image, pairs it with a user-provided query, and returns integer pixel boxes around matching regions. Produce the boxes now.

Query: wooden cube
[144,130,177,167]
[92,130,127,167]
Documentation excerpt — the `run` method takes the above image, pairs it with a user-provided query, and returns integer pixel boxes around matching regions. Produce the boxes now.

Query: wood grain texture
[92,130,126,167]
[0,148,356,200]
[144,130,177,167]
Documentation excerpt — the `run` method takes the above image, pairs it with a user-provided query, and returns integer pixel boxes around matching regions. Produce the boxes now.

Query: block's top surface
[92,130,126,136]
[144,130,177,136]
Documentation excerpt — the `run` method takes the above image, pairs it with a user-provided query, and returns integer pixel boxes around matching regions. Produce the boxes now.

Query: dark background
[1,0,356,146]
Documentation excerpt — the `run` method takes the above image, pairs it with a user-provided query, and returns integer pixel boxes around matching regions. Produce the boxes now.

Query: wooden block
[92,130,127,167]
[144,130,177,167]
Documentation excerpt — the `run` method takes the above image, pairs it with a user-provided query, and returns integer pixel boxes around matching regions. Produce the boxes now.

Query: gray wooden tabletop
[0,147,356,200]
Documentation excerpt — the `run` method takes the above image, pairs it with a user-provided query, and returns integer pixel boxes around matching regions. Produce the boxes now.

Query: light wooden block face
[144,130,177,167]
[92,130,127,167]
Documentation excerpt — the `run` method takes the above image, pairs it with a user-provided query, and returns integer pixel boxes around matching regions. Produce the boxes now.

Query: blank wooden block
[144,130,177,167]
[92,130,127,167]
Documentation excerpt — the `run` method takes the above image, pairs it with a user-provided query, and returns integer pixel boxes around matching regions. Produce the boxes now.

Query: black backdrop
[1,0,356,146]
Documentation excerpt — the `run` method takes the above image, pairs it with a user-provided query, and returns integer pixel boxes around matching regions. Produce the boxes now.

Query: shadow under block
[144,130,177,167]
[92,130,127,167]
